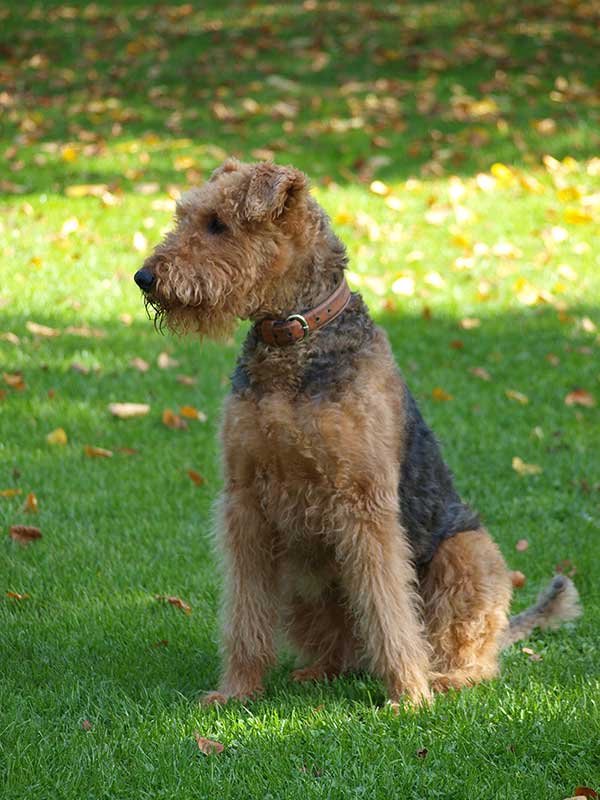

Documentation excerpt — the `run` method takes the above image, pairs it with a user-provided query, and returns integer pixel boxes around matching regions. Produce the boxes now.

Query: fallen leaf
[416,748,429,759]
[26,321,60,337]
[512,457,542,477]
[176,374,197,386]
[187,469,204,486]
[565,389,595,408]
[133,231,148,252]
[3,372,26,391]
[162,409,187,430]
[515,539,529,551]
[157,352,179,369]
[180,405,207,422]
[505,389,529,405]
[117,447,139,456]
[9,525,42,545]
[459,317,481,330]
[510,570,526,588]
[130,357,150,372]
[22,492,38,513]
[70,362,90,375]
[155,594,191,614]
[572,787,598,799]
[450,339,464,350]
[108,402,150,419]
[0,489,22,498]
[432,387,453,402]
[469,367,491,381]
[0,332,20,345]
[84,445,113,458]
[6,591,30,601]
[194,732,224,755]
[152,639,169,648]
[521,646,542,661]
[81,719,93,731]
[46,428,68,446]
[555,559,577,577]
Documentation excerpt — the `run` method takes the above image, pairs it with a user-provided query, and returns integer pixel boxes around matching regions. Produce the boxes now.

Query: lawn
[1,1,599,798]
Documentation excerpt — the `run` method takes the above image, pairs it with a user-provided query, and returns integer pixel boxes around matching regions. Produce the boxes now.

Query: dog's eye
[207,214,228,235]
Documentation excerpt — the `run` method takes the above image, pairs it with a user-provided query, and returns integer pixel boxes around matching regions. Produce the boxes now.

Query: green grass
[1,1,599,798]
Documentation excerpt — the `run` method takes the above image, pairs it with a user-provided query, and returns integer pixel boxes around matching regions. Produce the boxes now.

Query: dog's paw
[201,691,230,707]
[201,686,263,706]
[291,665,336,683]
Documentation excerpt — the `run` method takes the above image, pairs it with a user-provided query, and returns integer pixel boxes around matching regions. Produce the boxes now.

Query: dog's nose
[134,268,155,291]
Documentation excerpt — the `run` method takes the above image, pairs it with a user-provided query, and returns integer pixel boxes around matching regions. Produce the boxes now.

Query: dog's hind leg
[420,529,513,692]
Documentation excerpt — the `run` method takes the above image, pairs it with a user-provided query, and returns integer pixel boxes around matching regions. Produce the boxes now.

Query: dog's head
[135,159,324,337]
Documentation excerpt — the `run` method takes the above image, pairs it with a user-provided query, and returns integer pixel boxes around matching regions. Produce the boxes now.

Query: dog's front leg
[336,508,432,707]
[203,490,279,705]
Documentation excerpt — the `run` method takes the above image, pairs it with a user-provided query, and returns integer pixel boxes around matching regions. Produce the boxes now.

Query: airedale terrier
[135,159,581,707]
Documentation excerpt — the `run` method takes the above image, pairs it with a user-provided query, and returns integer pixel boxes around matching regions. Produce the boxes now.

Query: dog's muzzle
[134,268,155,292]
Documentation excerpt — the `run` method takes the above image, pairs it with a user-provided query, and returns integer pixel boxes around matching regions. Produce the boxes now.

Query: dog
[135,159,581,707]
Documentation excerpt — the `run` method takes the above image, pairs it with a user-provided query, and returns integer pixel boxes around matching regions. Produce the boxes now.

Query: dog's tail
[502,575,582,648]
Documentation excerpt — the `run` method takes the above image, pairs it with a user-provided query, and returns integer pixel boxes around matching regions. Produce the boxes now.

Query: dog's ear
[244,163,308,222]
[209,158,241,181]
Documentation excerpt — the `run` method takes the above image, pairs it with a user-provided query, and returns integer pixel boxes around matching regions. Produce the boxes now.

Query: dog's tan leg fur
[421,529,512,692]
[335,507,433,705]
[203,490,279,705]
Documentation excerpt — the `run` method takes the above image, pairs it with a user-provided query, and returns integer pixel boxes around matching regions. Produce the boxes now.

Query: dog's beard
[142,292,238,339]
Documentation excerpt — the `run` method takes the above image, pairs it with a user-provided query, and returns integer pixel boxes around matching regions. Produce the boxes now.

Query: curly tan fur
[136,159,581,708]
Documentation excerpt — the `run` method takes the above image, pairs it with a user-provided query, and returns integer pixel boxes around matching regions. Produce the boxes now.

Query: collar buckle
[286,313,310,339]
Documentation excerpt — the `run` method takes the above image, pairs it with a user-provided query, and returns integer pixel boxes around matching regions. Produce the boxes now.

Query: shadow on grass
[1,0,599,195]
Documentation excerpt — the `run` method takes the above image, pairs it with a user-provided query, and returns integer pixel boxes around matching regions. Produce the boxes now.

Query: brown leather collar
[257,278,352,346]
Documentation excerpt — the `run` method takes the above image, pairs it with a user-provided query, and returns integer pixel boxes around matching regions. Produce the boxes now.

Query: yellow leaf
[47,428,68,446]
[61,145,78,162]
[0,488,22,497]
[490,163,514,185]
[556,187,582,203]
[564,207,593,224]
[505,389,529,405]
[512,457,542,476]
[432,387,453,402]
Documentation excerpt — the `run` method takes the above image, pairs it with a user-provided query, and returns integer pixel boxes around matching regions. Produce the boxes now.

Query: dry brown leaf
[155,594,191,614]
[130,357,150,372]
[469,367,491,381]
[162,409,187,430]
[117,447,139,456]
[157,352,179,369]
[450,339,464,350]
[180,405,207,422]
[9,525,42,546]
[432,387,453,402]
[6,590,30,600]
[0,332,20,345]
[459,317,481,330]
[565,389,595,408]
[555,559,577,577]
[416,748,429,759]
[108,402,150,419]
[187,469,205,486]
[510,570,526,588]
[1,488,22,498]
[22,492,38,513]
[176,374,197,386]
[70,362,90,375]
[84,445,113,458]
[65,326,105,339]
[505,389,529,405]
[194,732,224,755]
[46,428,68,446]
[521,646,542,661]
[3,372,26,391]
[515,539,529,552]
[81,719,93,731]
[26,321,60,337]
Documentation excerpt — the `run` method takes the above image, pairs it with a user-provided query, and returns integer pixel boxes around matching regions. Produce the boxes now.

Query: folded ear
[209,158,241,182]
[244,163,308,222]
